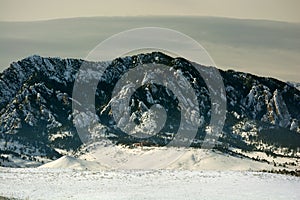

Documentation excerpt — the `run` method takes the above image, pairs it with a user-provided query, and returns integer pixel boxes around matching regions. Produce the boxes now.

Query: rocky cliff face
[0,52,299,167]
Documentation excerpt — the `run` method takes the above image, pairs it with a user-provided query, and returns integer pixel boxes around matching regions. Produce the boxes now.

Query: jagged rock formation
[0,52,299,167]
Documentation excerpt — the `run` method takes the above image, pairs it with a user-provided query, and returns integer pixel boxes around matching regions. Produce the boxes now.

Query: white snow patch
[39,155,109,170]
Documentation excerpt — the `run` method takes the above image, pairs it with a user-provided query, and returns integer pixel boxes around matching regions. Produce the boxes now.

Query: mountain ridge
[0,52,299,168]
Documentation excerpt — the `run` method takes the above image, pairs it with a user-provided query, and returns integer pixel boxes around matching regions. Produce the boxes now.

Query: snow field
[0,168,299,200]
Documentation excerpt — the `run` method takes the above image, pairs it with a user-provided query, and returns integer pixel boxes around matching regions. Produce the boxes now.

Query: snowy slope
[47,143,290,171]
[0,168,299,200]
[38,155,109,170]
[166,149,273,171]
[42,147,272,171]
[37,138,299,171]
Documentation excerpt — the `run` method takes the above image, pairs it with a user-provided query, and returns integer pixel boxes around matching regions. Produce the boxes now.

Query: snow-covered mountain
[0,52,299,168]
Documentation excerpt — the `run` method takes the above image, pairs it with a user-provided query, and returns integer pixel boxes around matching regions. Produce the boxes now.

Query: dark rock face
[0,52,299,167]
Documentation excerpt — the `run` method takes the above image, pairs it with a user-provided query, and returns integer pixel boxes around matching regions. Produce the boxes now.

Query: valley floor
[0,168,299,200]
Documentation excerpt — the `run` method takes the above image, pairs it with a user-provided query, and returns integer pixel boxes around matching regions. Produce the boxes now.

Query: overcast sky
[0,0,300,22]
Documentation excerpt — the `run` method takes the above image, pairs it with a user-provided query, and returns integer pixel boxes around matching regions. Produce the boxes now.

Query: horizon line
[1,15,299,24]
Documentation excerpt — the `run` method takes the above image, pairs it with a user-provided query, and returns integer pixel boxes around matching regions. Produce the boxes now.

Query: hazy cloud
[0,0,299,22]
